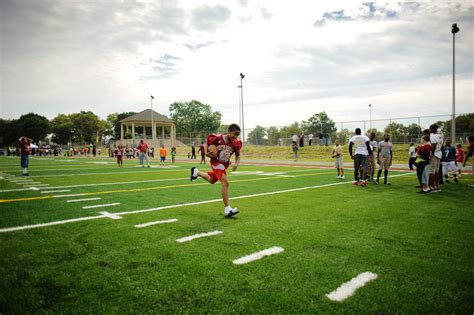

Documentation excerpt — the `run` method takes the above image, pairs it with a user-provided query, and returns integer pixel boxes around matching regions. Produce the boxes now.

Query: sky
[1,0,473,132]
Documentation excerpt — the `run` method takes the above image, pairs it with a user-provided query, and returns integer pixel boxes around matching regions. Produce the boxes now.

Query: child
[18,136,32,176]
[455,143,464,178]
[197,141,206,164]
[159,145,166,167]
[376,133,393,185]
[416,135,432,194]
[442,138,458,183]
[190,124,242,218]
[292,141,298,161]
[115,145,124,168]
[331,139,344,179]
[171,147,176,164]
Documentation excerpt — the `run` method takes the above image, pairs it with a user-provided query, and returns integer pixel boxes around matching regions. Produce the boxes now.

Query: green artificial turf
[0,156,473,313]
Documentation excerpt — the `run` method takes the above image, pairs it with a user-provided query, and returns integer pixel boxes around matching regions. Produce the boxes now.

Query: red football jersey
[207,134,242,167]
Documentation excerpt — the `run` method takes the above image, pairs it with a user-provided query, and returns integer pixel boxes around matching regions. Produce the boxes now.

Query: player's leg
[190,167,216,183]
[353,155,360,183]
[220,173,239,217]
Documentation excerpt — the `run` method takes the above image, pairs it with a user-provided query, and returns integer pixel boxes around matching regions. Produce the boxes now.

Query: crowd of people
[326,124,474,191]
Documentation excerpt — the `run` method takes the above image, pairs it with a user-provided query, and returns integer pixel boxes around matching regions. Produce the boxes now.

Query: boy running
[376,133,393,185]
[190,124,242,217]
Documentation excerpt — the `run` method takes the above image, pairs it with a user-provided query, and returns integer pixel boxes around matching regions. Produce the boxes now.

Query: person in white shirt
[292,134,298,144]
[429,124,443,192]
[368,132,378,182]
[348,128,372,186]
[308,133,314,146]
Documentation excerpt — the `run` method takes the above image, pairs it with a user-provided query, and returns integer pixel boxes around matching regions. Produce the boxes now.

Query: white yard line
[134,219,178,228]
[82,203,120,209]
[40,190,71,194]
[99,211,123,220]
[0,173,413,233]
[326,272,378,302]
[176,230,223,243]
[233,247,284,265]
[15,168,186,178]
[66,198,102,203]
[24,184,50,187]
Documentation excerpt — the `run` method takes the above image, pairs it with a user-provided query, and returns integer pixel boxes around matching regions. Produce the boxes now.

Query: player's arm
[349,142,353,159]
[366,141,372,156]
[232,151,241,171]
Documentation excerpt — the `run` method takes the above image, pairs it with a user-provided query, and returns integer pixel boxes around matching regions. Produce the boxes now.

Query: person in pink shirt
[137,139,150,168]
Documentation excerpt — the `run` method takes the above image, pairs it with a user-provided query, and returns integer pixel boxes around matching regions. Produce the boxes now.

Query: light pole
[240,73,245,143]
[369,104,372,131]
[150,95,154,141]
[451,23,459,143]
[237,85,242,128]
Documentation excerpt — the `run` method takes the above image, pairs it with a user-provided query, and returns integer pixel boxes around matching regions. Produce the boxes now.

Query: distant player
[197,141,206,164]
[190,124,242,217]
[137,139,150,168]
[171,147,177,164]
[441,138,458,183]
[349,128,372,186]
[331,139,344,179]
[18,136,32,176]
[159,145,166,167]
[376,133,393,185]
[115,145,124,168]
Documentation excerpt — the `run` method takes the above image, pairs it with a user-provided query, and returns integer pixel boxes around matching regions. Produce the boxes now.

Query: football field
[1,156,473,313]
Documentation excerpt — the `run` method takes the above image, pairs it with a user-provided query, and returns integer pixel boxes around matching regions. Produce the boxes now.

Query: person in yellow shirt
[332,139,344,179]
[159,145,166,167]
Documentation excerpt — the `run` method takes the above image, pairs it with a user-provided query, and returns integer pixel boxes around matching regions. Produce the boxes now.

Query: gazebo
[119,109,176,148]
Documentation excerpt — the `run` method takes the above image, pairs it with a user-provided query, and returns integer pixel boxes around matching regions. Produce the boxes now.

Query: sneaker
[336,175,341,178]
[353,181,359,185]
[190,167,199,181]
[340,175,345,179]
[22,173,30,176]
[360,180,367,187]
[417,190,428,194]
[225,208,239,218]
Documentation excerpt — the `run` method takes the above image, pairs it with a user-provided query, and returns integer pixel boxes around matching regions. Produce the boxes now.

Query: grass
[0,156,473,313]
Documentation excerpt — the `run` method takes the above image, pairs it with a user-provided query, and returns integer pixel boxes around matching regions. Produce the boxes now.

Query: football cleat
[190,167,199,181]
[225,208,239,218]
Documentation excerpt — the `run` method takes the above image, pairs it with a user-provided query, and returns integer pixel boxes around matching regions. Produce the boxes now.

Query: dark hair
[355,128,361,135]
[410,142,414,146]
[228,124,241,132]
[422,129,430,136]
[370,132,375,137]
[429,124,438,131]
[468,136,474,143]
[422,135,430,142]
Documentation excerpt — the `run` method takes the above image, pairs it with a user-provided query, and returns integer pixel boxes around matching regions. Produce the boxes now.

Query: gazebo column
[152,122,156,141]
[171,124,176,146]
[132,123,135,140]
[120,123,124,142]
[161,125,165,140]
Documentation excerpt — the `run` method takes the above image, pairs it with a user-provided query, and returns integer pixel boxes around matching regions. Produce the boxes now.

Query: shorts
[368,155,376,171]
[207,163,228,183]
[335,156,344,168]
[354,154,368,170]
[117,156,123,162]
[442,161,457,175]
[379,156,391,170]
[430,156,441,174]
[160,156,166,162]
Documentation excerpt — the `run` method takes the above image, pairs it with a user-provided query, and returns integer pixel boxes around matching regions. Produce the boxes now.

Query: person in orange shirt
[159,145,167,167]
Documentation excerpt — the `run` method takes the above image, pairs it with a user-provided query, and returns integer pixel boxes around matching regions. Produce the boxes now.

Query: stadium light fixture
[451,23,459,143]
[239,73,245,143]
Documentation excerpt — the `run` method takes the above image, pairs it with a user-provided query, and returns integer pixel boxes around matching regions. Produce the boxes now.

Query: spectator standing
[441,138,458,183]
[18,136,32,176]
[348,128,372,186]
[171,147,177,164]
[292,141,299,161]
[408,142,417,170]
[331,139,344,179]
[429,124,443,192]
[159,145,166,167]
[376,133,393,185]
[299,132,305,147]
[198,141,206,164]
[191,142,196,159]
[455,143,464,178]
[137,139,150,167]
[308,133,313,146]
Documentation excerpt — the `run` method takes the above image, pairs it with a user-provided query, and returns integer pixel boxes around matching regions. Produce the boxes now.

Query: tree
[280,122,301,140]
[218,124,229,134]
[0,119,16,146]
[107,112,136,139]
[50,114,76,145]
[70,111,104,143]
[384,122,407,142]
[169,100,222,137]
[436,113,474,139]
[301,112,337,138]
[266,126,280,145]
[405,123,422,140]
[15,113,50,143]
[247,125,266,145]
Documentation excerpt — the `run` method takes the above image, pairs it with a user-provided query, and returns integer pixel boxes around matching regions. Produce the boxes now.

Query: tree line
[1,101,472,146]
